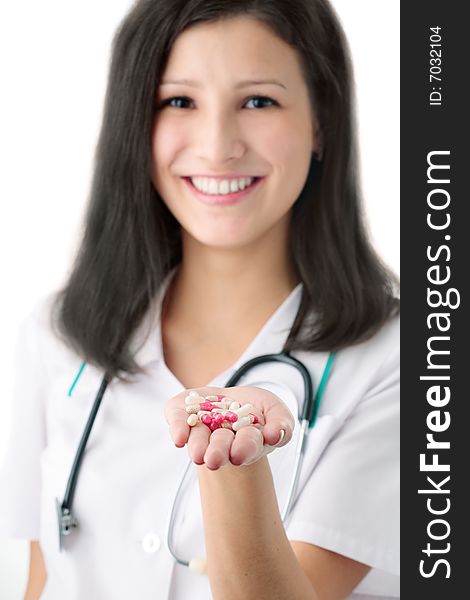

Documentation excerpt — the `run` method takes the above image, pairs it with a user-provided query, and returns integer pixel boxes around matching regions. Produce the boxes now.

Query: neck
[163,226,300,336]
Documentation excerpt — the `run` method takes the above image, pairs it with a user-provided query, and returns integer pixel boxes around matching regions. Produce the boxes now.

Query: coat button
[142,532,161,554]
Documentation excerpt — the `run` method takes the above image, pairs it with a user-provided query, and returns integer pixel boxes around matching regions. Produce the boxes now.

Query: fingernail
[275,429,286,446]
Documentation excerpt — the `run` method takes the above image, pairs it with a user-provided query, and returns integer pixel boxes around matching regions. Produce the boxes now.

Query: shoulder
[339,313,399,383]
[19,291,58,346]
[354,313,399,390]
[336,314,399,415]
[294,314,399,420]
[346,312,399,380]
[18,291,83,380]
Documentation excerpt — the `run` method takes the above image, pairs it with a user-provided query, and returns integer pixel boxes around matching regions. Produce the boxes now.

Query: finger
[261,402,295,448]
[262,419,294,448]
[187,422,211,465]
[203,428,235,470]
[230,426,264,466]
[164,404,190,448]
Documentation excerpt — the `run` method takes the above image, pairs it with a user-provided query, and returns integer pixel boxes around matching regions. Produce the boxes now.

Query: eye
[158,96,193,109]
[244,96,279,109]
[158,95,279,110]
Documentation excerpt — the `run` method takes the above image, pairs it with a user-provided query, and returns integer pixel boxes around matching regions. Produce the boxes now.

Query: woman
[0,1,399,599]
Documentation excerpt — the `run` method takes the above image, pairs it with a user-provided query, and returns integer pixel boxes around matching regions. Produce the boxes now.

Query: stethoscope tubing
[281,418,309,522]
[224,352,316,423]
[57,374,111,548]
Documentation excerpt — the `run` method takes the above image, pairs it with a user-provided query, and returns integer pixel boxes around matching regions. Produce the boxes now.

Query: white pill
[229,401,241,411]
[211,408,227,414]
[211,401,229,408]
[185,405,200,414]
[236,403,253,417]
[232,415,253,431]
[204,395,218,401]
[185,395,204,405]
[197,410,211,417]
[222,421,234,429]
[185,391,200,402]
[187,414,198,426]
[189,558,207,574]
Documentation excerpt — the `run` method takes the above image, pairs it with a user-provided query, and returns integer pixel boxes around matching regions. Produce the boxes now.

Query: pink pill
[209,420,221,431]
[212,413,225,425]
[250,413,259,424]
[224,411,238,423]
[199,401,216,411]
[201,414,213,427]
[216,394,226,401]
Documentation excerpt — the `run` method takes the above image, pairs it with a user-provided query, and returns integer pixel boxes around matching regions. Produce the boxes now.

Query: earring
[313,148,323,162]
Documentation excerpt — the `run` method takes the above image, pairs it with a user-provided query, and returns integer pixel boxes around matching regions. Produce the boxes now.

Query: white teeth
[230,179,239,193]
[190,176,255,195]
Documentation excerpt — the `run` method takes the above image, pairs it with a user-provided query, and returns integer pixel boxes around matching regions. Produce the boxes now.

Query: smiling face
[151,16,320,251]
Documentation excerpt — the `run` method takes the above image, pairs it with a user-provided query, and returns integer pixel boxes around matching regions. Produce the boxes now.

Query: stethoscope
[56,350,336,566]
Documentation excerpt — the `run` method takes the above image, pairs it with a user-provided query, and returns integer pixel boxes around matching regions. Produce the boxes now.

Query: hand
[165,386,294,470]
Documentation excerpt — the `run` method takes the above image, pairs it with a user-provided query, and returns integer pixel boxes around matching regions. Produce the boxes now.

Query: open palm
[165,385,295,470]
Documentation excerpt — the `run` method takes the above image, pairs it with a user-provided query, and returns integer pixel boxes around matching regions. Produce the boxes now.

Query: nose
[194,106,245,165]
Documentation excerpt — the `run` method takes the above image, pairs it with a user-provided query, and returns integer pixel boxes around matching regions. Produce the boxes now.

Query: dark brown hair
[51,0,399,381]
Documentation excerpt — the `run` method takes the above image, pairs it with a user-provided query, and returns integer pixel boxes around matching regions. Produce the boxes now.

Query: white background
[0,1,399,597]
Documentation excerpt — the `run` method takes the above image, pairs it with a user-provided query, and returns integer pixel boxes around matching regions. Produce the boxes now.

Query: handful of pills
[184,390,260,432]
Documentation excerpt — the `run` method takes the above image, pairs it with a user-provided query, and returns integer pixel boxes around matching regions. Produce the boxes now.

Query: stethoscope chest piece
[56,498,79,552]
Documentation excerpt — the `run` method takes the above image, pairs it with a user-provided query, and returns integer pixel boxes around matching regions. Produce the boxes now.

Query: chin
[185,228,254,249]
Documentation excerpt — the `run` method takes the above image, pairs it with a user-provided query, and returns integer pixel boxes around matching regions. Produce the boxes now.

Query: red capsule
[212,413,225,425]
[209,420,222,431]
[199,401,216,411]
[250,413,259,424]
[201,414,213,427]
[224,411,238,423]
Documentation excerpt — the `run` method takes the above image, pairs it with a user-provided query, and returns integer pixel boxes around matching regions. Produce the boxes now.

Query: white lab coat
[0,269,400,599]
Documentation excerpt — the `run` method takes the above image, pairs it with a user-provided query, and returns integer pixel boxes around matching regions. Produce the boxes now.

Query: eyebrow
[160,78,287,90]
